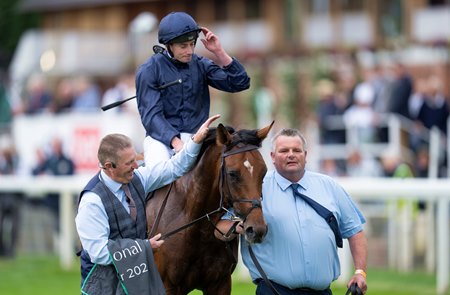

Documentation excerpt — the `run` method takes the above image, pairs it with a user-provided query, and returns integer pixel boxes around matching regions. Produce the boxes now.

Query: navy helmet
[158,12,201,45]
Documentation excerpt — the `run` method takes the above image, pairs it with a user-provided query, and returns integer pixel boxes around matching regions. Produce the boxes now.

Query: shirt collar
[274,170,307,192]
[99,170,123,194]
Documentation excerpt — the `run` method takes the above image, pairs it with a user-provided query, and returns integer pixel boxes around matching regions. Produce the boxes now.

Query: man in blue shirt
[216,128,368,295]
[135,11,250,167]
[75,114,219,294]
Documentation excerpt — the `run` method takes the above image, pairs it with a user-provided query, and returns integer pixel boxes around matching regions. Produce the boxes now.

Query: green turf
[0,256,445,295]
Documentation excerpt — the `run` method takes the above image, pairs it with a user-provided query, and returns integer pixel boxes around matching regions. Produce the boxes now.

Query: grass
[0,255,445,295]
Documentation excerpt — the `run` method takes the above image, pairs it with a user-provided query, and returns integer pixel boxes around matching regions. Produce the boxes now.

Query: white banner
[12,112,145,175]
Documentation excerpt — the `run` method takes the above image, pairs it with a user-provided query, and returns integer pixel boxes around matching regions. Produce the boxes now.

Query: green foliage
[0,0,40,67]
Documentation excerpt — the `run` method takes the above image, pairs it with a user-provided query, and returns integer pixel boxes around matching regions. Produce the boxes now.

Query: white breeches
[143,133,193,168]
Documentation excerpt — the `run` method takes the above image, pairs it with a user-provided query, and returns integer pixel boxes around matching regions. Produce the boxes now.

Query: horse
[145,122,273,295]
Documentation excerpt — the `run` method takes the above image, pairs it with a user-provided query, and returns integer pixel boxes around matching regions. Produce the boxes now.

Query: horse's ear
[257,120,274,140]
[216,123,232,145]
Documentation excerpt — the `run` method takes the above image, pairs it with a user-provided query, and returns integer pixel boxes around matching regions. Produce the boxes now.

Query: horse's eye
[228,170,241,183]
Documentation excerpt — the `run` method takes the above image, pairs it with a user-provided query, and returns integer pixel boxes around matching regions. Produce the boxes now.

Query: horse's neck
[186,148,222,212]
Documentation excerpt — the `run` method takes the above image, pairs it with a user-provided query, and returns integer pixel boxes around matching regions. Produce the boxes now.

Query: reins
[148,143,261,241]
[147,182,174,239]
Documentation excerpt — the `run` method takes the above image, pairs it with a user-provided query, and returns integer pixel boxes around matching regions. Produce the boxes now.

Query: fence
[0,176,449,294]
[313,113,448,178]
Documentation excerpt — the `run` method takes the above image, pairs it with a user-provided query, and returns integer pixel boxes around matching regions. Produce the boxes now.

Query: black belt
[254,278,331,294]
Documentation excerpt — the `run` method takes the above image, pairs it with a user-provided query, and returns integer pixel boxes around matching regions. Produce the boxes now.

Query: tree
[0,0,40,69]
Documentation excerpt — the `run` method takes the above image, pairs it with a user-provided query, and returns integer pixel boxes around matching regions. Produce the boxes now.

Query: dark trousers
[255,279,332,295]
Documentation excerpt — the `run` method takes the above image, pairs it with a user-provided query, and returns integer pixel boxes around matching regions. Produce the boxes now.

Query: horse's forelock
[196,126,262,163]
[230,129,263,149]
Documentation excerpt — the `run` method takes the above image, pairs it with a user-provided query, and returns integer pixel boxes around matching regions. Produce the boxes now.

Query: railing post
[387,200,398,269]
[399,200,413,271]
[436,198,449,294]
[425,201,435,273]
[387,115,401,154]
[447,117,450,178]
[429,127,440,179]
[59,190,75,270]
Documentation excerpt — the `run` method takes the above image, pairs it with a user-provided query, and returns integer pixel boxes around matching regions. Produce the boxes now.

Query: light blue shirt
[75,138,201,265]
[240,170,365,290]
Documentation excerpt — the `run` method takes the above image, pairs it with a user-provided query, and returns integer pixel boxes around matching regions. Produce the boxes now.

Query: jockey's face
[169,41,195,63]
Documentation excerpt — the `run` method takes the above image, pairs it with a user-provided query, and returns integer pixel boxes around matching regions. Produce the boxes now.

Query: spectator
[22,74,53,115]
[408,77,429,151]
[408,77,428,121]
[379,149,413,178]
[369,65,392,115]
[50,78,74,113]
[388,62,413,119]
[0,136,23,257]
[346,149,383,177]
[102,72,137,114]
[32,137,76,236]
[416,75,449,136]
[320,158,345,177]
[71,75,101,112]
[343,82,378,143]
[316,79,347,144]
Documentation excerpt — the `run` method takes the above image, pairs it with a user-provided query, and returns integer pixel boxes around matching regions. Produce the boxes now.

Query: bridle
[148,142,263,240]
[219,144,263,221]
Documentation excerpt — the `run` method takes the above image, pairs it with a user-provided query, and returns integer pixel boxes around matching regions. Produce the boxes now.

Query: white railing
[336,177,450,295]
[0,176,449,294]
[315,113,448,178]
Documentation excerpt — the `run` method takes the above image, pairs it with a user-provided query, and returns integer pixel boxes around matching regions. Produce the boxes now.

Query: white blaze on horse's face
[243,159,254,176]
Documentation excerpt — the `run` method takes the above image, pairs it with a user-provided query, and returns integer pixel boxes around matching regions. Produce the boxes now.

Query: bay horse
[145,122,273,295]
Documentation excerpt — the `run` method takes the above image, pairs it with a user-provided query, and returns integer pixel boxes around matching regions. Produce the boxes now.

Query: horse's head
[215,121,274,244]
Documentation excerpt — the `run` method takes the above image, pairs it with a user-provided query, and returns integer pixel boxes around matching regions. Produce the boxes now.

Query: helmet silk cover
[158,12,201,45]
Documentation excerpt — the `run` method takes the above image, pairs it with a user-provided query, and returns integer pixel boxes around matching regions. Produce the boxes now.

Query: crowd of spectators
[315,60,449,180]
[9,72,136,116]
[0,59,448,181]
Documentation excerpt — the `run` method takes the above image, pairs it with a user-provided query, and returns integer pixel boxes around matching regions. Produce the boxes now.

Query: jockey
[135,11,250,167]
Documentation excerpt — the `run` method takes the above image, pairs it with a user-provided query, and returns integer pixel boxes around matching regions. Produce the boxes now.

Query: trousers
[255,279,332,295]
[143,133,193,167]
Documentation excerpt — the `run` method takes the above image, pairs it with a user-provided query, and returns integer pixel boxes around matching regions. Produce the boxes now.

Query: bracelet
[354,269,367,279]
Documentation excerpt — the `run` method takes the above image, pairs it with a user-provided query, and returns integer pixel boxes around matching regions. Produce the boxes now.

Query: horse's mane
[196,126,263,164]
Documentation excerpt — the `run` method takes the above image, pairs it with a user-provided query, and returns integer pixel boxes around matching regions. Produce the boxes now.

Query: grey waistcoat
[78,172,148,293]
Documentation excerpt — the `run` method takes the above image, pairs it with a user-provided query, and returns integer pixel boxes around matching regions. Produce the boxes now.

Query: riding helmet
[158,12,201,45]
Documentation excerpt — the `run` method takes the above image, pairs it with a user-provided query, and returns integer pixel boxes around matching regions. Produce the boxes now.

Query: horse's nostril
[246,226,254,236]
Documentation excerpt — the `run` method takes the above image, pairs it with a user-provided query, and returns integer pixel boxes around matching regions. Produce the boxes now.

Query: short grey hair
[271,128,307,151]
[98,134,133,166]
